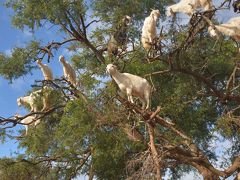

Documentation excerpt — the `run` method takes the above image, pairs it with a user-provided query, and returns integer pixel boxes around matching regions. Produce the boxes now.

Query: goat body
[106,64,151,109]
[107,36,119,57]
[59,55,77,86]
[17,95,36,112]
[166,0,213,16]
[37,60,53,80]
[141,9,160,50]
[40,87,52,111]
[199,0,213,11]
[17,88,51,112]
[208,17,240,41]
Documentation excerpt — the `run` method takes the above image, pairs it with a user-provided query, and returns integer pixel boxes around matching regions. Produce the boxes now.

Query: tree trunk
[88,164,94,180]
[202,172,220,180]
[196,165,220,180]
[147,123,162,180]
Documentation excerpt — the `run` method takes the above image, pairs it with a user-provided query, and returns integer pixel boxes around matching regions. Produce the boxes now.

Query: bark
[62,11,105,64]
[194,164,220,180]
[83,38,105,64]
[147,123,162,180]
[88,163,94,180]
[123,123,144,142]
[117,96,240,180]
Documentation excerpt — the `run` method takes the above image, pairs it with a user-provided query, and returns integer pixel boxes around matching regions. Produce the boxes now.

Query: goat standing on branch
[208,17,240,42]
[17,90,42,112]
[107,15,131,58]
[36,59,53,81]
[17,88,51,112]
[59,55,77,86]
[41,87,52,111]
[166,0,213,16]
[106,64,151,109]
[17,95,37,112]
[141,9,160,55]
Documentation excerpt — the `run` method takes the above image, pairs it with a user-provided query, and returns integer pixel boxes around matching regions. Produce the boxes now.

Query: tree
[0,0,240,179]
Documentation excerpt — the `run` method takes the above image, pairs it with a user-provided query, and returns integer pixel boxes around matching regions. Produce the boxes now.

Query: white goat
[36,60,53,80]
[41,87,52,111]
[166,0,213,16]
[17,96,34,111]
[106,64,151,109]
[141,9,160,51]
[17,88,51,112]
[59,55,77,86]
[14,114,40,135]
[208,17,240,41]
[17,91,39,112]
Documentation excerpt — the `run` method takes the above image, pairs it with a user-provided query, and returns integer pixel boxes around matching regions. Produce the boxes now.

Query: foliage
[0,41,39,81]
[0,0,240,179]
[0,158,44,180]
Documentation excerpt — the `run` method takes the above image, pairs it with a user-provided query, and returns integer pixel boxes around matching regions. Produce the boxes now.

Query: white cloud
[4,49,12,56]
[62,48,76,58]
[23,29,33,37]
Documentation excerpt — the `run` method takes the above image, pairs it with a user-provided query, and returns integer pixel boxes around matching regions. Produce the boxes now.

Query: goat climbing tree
[0,0,240,179]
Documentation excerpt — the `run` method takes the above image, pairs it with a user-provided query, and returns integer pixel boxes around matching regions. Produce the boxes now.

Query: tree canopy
[0,0,240,179]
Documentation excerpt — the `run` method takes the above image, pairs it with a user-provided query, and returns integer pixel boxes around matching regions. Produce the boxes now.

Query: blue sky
[0,0,74,157]
[0,0,238,179]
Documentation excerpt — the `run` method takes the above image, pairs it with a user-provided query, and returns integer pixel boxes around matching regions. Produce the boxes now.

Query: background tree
[0,0,239,179]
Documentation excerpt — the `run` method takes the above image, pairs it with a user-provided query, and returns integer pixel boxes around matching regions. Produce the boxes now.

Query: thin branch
[86,19,101,29]
[79,14,86,37]
[144,70,171,77]
[0,105,65,128]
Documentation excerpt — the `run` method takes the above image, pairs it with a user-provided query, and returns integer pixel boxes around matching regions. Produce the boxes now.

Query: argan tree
[0,0,239,179]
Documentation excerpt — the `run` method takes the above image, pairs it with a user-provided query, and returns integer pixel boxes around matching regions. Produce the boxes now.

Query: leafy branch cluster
[0,0,240,179]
